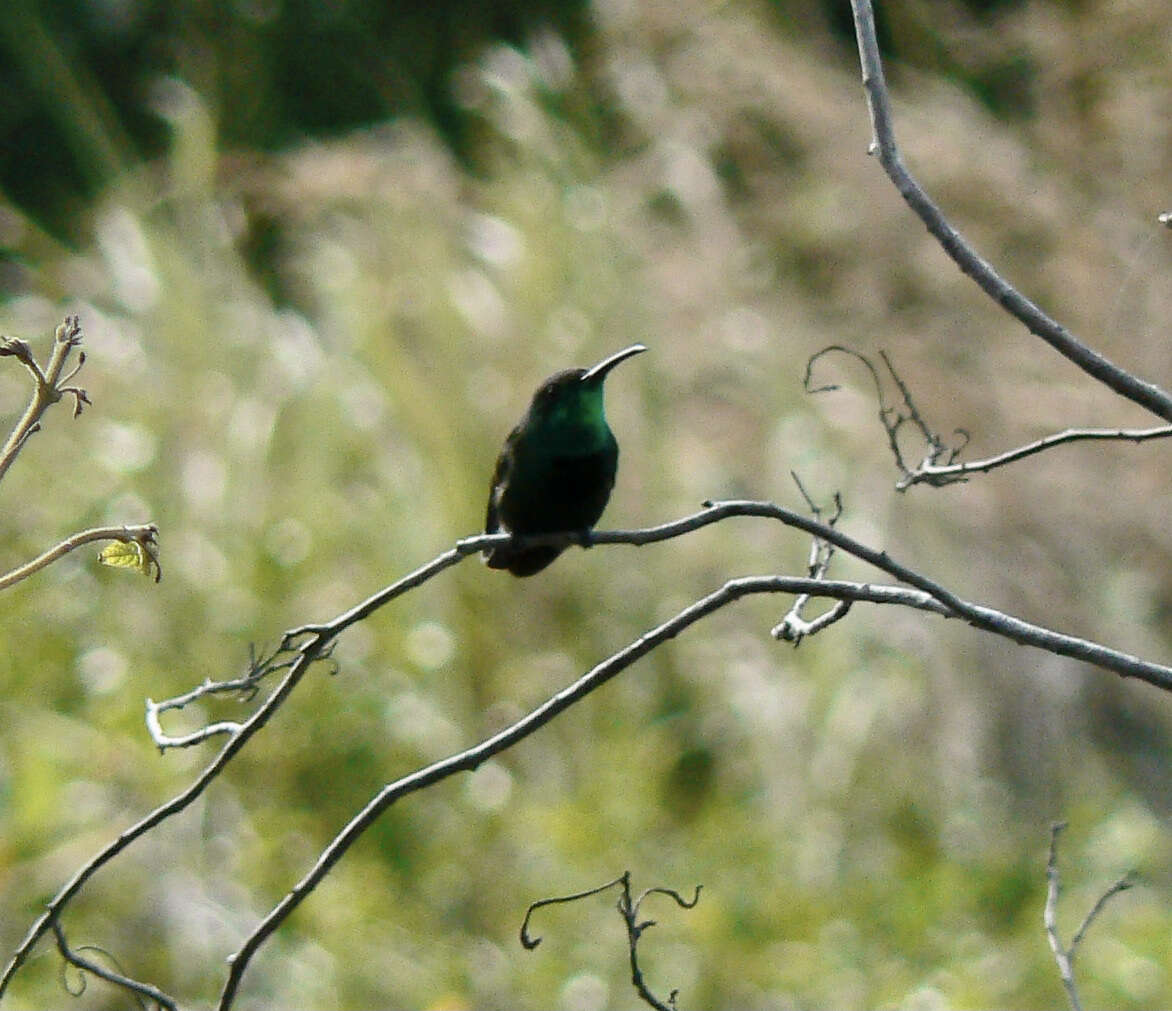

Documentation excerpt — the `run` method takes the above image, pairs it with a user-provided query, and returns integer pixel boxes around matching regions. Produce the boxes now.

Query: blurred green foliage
[1,0,1171,1008]
[0,0,595,238]
[0,0,1090,244]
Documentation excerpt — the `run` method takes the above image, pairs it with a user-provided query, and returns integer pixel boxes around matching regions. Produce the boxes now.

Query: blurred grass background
[0,0,1171,1007]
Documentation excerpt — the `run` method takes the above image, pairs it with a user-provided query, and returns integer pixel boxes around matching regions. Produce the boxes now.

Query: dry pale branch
[0,316,161,590]
[0,315,91,486]
[848,0,1172,422]
[771,473,850,642]
[7,502,1171,1007]
[521,871,701,1011]
[0,524,161,590]
[904,423,1172,488]
[146,644,302,750]
[807,345,1172,490]
[1045,822,1136,1011]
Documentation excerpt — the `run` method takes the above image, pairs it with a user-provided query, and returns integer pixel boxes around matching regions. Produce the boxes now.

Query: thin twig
[806,344,918,476]
[520,875,628,949]
[521,872,700,1011]
[0,316,91,486]
[51,918,178,1011]
[1044,822,1136,1011]
[1070,875,1137,950]
[809,344,1172,489]
[1045,823,1082,1011]
[146,645,301,750]
[772,475,849,642]
[899,423,1172,489]
[849,0,1172,421]
[0,523,160,591]
[806,345,956,484]
[622,879,702,1011]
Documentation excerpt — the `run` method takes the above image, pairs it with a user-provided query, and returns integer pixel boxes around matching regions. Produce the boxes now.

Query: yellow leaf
[99,540,153,577]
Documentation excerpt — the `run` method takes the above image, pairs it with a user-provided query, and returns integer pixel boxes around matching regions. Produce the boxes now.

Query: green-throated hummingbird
[483,344,647,576]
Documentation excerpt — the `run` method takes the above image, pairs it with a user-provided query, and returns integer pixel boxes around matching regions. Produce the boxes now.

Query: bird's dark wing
[484,428,515,535]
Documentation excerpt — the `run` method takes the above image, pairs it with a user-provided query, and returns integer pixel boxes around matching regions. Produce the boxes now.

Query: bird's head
[525,345,647,445]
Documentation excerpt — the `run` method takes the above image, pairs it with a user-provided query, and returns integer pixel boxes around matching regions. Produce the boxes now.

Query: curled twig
[522,871,701,1011]
[51,916,177,1011]
[808,344,1172,490]
[520,875,627,950]
[806,345,959,486]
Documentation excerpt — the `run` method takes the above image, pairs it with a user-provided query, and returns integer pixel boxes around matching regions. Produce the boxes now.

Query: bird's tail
[483,543,564,577]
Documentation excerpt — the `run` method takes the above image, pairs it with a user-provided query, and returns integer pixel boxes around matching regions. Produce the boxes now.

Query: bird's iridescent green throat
[531,382,610,454]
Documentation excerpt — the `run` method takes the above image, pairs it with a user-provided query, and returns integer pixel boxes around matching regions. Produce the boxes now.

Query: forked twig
[1045,822,1136,1011]
[146,642,304,750]
[771,473,850,642]
[522,871,701,1011]
[808,345,1172,489]
[0,315,92,486]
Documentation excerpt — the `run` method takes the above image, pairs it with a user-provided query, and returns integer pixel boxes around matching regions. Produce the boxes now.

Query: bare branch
[259,499,1172,695]
[810,345,1172,489]
[0,315,92,485]
[219,560,1172,1006]
[848,0,1172,422]
[1070,874,1137,951]
[0,524,161,591]
[900,423,1172,489]
[51,917,178,1011]
[772,475,850,642]
[521,872,700,1011]
[8,503,1171,1004]
[1045,822,1136,1011]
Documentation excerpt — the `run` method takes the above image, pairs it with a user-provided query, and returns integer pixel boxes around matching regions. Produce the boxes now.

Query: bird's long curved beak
[581,344,648,384]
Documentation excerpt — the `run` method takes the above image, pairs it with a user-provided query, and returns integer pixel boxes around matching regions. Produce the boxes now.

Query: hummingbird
[483,344,647,576]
